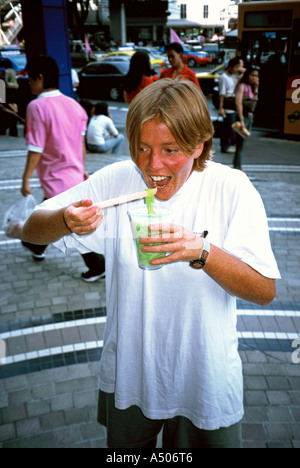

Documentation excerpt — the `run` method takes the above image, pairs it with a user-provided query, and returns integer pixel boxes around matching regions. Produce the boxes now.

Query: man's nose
[148,150,164,171]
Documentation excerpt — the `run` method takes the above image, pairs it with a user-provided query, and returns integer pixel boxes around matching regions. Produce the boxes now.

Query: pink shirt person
[26,90,88,198]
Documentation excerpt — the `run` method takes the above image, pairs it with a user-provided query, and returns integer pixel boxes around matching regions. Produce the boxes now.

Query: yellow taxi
[100,50,166,76]
[196,64,225,95]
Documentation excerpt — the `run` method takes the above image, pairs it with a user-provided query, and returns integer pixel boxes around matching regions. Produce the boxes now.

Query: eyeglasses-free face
[136,119,203,201]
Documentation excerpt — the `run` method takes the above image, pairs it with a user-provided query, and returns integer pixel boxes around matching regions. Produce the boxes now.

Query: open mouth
[150,175,171,190]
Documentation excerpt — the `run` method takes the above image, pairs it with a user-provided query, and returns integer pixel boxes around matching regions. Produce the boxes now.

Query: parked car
[78,59,131,101]
[196,64,224,95]
[182,47,212,67]
[201,44,223,64]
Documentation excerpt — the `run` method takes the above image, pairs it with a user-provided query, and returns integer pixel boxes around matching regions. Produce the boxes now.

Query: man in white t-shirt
[87,102,125,155]
[22,80,280,448]
[218,57,242,154]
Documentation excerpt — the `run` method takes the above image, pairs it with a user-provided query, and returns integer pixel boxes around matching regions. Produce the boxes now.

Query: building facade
[69,0,170,46]
[168,0,240,40]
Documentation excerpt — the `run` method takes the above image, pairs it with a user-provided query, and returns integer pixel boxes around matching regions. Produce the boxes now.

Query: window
[99,64,120,75]
[203,5,209,19]
[83,64,102,75]
[181,4,187,19]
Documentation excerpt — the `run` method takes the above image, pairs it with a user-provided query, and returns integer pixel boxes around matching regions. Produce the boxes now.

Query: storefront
[167,18,224,42]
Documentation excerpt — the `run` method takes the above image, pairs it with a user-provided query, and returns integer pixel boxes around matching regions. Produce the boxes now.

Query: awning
[167,18,224,29]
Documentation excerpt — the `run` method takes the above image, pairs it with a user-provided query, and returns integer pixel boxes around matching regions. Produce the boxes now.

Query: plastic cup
[128,205,170,270]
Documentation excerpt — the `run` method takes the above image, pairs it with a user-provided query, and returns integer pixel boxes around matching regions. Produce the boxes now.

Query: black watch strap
[190,234,210,270]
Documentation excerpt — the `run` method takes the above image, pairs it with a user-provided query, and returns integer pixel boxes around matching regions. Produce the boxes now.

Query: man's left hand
[140,224,204,266]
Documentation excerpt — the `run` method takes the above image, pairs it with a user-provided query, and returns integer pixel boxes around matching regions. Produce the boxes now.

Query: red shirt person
[124,51,154,104]
[160,42,201,90]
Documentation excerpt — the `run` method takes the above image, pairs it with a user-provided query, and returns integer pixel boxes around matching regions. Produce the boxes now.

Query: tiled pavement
[0,127,300,448]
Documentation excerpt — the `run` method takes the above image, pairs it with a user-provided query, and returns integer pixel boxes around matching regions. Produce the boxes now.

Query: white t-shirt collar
[37,89,62,99]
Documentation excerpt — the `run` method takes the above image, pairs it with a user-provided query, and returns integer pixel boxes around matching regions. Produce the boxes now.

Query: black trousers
[23,241,105,274]
[220,112,236,151]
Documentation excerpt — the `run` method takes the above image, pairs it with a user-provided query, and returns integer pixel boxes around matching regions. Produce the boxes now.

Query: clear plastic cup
[128,205,170,270]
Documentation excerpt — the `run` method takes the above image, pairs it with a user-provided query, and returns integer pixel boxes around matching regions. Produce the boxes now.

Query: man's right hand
[63,200,103,237]
[21,179,32,197]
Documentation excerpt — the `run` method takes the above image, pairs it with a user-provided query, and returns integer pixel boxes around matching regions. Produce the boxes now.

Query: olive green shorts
[97,391,243,449]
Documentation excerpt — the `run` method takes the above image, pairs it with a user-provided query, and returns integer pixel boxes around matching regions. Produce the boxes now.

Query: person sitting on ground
[87,102,125,155]
[79,99,95,124]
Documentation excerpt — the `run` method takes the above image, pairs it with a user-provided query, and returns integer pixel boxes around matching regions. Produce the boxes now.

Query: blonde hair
[126,78,214,172]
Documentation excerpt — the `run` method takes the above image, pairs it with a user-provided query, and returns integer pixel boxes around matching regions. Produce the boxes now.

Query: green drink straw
[145,188,155,214]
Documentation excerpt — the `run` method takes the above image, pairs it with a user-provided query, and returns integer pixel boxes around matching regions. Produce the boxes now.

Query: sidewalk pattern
[0,132,300,448]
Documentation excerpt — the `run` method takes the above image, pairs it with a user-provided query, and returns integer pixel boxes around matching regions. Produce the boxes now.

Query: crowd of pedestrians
[218,57,259,171]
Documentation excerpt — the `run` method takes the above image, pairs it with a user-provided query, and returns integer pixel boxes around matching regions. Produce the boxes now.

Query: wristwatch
[189,233,210,270]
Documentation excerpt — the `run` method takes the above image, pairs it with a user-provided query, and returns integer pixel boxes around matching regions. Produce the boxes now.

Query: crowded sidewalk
[0,125,300,448]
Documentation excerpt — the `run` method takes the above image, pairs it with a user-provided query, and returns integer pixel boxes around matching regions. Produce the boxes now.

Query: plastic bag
[2,195,37,239]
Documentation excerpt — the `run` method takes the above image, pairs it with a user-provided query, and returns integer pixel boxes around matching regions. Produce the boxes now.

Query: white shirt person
[87,102,125,155]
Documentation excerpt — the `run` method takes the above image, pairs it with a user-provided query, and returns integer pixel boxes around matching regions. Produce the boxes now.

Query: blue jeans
[89,134,125,155]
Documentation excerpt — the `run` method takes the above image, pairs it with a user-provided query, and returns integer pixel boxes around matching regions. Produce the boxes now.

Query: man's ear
[193,142,204,160]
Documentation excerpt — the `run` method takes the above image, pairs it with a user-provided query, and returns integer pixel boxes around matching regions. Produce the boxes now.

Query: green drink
[128,206,170,270]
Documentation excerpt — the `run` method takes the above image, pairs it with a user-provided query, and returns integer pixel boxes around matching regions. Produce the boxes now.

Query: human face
[167,49,183,70]
[249,70,259,85]
[230,63,241,75]
[136,119,203,201]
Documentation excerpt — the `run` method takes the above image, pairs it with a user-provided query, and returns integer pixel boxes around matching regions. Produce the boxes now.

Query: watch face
[190,260,204,269]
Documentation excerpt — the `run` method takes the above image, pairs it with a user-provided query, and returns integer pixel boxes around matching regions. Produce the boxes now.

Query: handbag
[223,96,236,111]
[242,98,257,113]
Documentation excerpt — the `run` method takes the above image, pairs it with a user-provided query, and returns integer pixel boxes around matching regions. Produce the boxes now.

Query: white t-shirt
[219,71,238,97]
[219,71,239,113]
[71,69,79,92]
[87,115,119,146]
[39,160,280,430]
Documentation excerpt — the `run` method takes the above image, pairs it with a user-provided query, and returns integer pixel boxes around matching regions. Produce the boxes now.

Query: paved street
[0,101,300,448]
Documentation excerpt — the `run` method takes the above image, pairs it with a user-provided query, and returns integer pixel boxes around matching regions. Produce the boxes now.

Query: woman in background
[233,66,259,171]
[124,50,154,104]
[87,102,125,155]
